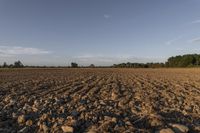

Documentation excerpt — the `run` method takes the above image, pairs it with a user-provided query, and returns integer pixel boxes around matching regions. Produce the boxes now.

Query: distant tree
[14,60,24,68]
[9,64,14,68]
[3,62,8,68]
[126,62,131,68]
[89,64,95,68]
[71,62,78,68]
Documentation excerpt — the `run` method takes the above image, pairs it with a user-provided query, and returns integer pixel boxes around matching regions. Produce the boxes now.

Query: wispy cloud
[176,48,200,53]
[188,37,200,43]
[165,36,182,45]
[0,46,51,57]
[103,14,111,19]
[191,19,200,24]
[73,54,165,66]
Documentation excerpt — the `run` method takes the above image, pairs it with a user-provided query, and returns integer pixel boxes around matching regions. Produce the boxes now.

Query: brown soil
[0,68,200,133]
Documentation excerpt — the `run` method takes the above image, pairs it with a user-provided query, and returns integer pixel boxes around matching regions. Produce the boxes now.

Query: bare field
[0,68,200,133]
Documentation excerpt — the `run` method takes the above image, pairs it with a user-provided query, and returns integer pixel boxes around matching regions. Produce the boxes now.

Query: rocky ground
[0,68,200,133]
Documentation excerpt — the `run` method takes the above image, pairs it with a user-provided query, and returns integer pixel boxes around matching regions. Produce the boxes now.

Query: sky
[1,0,200,66]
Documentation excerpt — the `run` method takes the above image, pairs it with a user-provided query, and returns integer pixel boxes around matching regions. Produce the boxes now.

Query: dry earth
[0,68,200,133]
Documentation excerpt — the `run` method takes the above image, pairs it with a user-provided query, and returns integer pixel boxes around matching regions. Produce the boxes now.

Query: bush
[14,61,24,68]
[71,62,78,68]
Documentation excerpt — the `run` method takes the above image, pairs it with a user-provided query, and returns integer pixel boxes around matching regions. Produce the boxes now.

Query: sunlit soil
[0,68,200,133]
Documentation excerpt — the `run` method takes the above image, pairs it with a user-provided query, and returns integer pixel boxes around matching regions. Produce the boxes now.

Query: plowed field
[0,68,200,133]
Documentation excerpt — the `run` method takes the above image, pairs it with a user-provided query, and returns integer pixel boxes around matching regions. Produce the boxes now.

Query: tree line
[1,54,200,68]
[165,54,200,67]
[113,62,165,68]
[1,61,24,68]
[0,61,96,68]
[113,54,200,68]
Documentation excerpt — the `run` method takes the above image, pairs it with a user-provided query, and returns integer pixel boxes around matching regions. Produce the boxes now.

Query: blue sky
[1,0,200,66]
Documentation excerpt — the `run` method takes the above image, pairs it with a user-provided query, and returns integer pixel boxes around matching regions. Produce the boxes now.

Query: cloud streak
[191,19,200,24]
[103,14,111,19]
[176,48,200,53]
[73,54,165,66]
[189,37,200,43]
[0,46,51,57]
[165,36,182,45]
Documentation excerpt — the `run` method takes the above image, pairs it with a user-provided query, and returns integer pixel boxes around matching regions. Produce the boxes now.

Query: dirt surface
[0,68,200,133]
